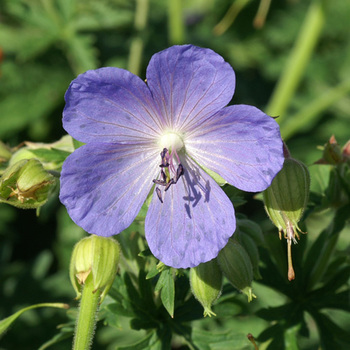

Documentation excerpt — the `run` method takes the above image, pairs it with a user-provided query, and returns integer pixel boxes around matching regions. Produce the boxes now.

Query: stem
[213,0,251,36]
[247,333,259,350]
[73,275,100,350]
[266,0,325,119]
[128,0,149,76]
[253,0,271,29]
[280,78,350,140]
[168,0,185,44]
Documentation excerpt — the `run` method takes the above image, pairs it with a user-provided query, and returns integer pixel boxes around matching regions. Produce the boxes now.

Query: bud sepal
[217,238,256,302]
[0,159,56,209]
[70,235,120,302]
[190,259,223,317]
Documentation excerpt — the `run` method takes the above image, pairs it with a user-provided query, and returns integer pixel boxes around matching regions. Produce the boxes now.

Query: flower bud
[263,153,310,281]
[217,238,256,302]
[322,135,342,165]
[0,141,12,164]
[263,157,310,242]
[190,259,222,317]
[0,159,56,209]
[70,235,120,302]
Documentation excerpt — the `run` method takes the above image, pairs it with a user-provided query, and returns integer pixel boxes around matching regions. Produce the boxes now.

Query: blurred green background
[0,0,349,349]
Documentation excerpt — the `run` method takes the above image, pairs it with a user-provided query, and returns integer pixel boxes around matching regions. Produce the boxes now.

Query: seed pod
[263,157,310,241]
[217,238,256,302]
[190,259,222,317]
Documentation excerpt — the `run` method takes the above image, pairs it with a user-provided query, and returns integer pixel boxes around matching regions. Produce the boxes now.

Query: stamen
[153,179,167,186]
[159,148,170,168]
[156,187,163,203]
[174,164,184,183]
[152,147,185,203]
[161,169,166,182]
[164,178,175,191]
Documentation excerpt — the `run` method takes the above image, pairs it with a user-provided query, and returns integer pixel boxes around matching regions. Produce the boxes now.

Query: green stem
[73,275,100,350]
[128,0,149,76]
[168,0,185,44]
[280,78,350,139]
[253,0,271,29]
[213,0,251,36]
[266,0,325,120]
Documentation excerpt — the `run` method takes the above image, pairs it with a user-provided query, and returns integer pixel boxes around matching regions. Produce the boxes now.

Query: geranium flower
[60,45,283,268]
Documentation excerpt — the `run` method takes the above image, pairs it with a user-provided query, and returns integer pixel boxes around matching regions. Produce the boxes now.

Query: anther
[160,148,169,168]
[174,164,184,183]
[164,178,175,192]
[156,187,163,203]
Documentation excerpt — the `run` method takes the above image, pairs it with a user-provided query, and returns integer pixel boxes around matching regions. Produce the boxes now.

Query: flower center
[153,133,185,203]
[159,132,184,153]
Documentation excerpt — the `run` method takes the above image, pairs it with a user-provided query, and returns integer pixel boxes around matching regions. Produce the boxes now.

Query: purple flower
[60,45,284,268]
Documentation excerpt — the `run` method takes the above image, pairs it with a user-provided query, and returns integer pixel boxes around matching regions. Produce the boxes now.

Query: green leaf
[116,331,155,350]
[303,205,350,290]
[312,311,350,349]
[155,269,175,317]
[0,303,68,338]
[191,328,251,350]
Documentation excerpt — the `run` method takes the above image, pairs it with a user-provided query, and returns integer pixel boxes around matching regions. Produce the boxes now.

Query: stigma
[153,148,184,203]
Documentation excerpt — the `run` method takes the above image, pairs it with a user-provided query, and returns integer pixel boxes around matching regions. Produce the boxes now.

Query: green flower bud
[70,235,120,302]
[322,135,343,165]
[263,150,310,281]
[0,141,12,164]
[217,238,256,302]
[190,259,223,317]
[263,157,310,242]
[235,231,261,280]
[0,159,56,209]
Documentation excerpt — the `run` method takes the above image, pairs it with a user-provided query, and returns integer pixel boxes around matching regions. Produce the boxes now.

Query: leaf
[0,303,68,338]
[312,311,350,350]
[191,328,251,350]
[303,205,350,290]
[155,269,175,318]
[116,331,155,350]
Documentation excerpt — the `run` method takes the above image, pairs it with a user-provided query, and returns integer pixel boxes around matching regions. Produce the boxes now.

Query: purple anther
[153,179,167,186]
[161,169,166,182]
[160,148,169,168]
[164,178,175,191]
[174,163,184,183]
[156,187,163,203]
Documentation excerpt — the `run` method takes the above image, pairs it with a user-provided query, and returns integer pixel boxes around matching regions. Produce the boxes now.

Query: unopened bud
[0,141,12,164]
[217,238,256,302]
[190,259,222,317]
[70,235,120,302]
[0,159,56,209]
[263,153,310,280]
[322,135,342,165]
[263,157,310,242]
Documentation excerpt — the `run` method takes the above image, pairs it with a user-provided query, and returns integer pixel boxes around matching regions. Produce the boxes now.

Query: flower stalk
[73,274,100,350]
[266,0,325,121]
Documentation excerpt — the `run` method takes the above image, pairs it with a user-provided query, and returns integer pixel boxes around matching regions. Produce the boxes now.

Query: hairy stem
[73,275,100,350]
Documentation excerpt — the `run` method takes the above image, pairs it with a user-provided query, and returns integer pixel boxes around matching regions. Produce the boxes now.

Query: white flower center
[159,132,184,152]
